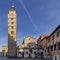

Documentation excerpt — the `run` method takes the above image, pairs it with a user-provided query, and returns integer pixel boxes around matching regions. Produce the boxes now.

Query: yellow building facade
[2,46,8,56]
[17,36,43,58]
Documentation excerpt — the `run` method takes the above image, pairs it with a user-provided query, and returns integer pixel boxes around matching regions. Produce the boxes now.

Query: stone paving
[0,57,49,60]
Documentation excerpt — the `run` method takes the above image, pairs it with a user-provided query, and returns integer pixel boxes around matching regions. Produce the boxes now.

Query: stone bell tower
[8,5,17,57]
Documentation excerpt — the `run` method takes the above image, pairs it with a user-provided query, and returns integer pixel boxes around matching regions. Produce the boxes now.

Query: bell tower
[8,5,17,57]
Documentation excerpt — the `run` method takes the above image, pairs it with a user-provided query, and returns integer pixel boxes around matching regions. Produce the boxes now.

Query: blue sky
[0,0,60,52]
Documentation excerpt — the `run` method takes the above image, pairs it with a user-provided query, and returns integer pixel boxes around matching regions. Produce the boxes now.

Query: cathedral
[2,5,43,58]
[17,36,43,58]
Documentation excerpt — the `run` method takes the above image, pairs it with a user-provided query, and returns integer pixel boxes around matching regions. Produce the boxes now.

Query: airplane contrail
[18,0,37,30]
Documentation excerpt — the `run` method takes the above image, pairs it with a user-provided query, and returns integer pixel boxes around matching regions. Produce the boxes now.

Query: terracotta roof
[47,25,60,39]
[37,34,49,41]
[41,35,49,41]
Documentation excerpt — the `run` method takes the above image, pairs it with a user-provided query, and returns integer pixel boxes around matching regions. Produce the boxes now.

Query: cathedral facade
[17,36,43,58]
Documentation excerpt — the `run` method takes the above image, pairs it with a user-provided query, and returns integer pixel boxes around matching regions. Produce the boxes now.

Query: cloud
[18,0,38,30]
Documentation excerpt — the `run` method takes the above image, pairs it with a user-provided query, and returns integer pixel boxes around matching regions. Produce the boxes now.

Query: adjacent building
[47,25,60,60]
[2,46,8,56]
[37,25,60,60]
[37,35,49,58]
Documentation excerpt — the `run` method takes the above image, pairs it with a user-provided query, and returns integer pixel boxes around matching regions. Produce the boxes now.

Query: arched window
[30,49,32,53]
[51,46,53,51]
[54,44,56,51]
[40,52,43,58]
[11,22,14,24]
[11,18,14,20]
[58,42,60,50]
[11,31,14,34]
[57,31,60,37]
[11,26,14,29]
[55,56,57,60]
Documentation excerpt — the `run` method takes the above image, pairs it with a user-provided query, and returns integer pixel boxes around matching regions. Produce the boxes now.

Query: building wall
[17,48,43,58]
[37,25,60,60]
[47,28,60,54]
[2,46,8,56]
[46,25,60,60]
[41,38,48,57]
[37,35,49,58]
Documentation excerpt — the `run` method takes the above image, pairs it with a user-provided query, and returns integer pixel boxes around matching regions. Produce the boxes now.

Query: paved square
[0,57,47,60]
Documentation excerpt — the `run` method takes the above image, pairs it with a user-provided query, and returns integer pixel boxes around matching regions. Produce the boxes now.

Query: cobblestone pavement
[0,57,49,60]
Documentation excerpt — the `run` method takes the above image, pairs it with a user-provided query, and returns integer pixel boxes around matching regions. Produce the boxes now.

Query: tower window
[54,44,56,50]
[11,31,14,34]
[11,22,14,24]
[58,42,60,50]
[48,38,50,42]
[51,46,53,51]
[47,47,49,52]
[11,18,14,20]
[57,31,60,37]
[11,26,14,29]
[52,35,55,40]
